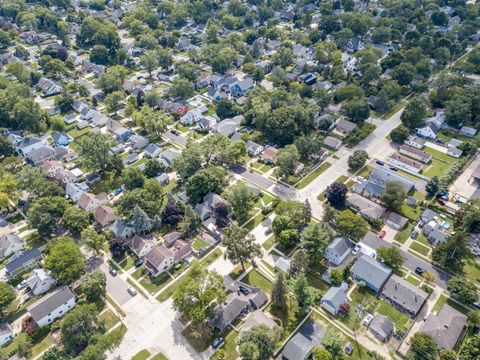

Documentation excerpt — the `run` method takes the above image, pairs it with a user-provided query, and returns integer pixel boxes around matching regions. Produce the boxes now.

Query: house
[382,275,428,317]
[336,119,357,135]
[369,315,394,342]
[129,134,149,149]
[324,236,352,266]
[194,193,229,222]
[77,192,107,212]
[25,269,56,296]
[159,148,182,168]
[66,182,89,202]
[405,136,425,149]
[27,286,76,328]
[41,160,64,177]
[398,145,432,163]
[5,249,42,277]
[321,286,348,315]
[123,153,139,165]
[388,153,422,173]
[240,310,277,334]
[0,233,24,260]
[311,148,328,161]
[115,127,134,143]
[144,143,162,158]
[94,205,117,227]
[420,209,436,224]
[36,77,63,97]
[385,212,409,230]
[246,141,264,156]
[15,137,44,157]
[421,305,467,350]
[459,126,477,138]
[293,161,304,175]
[63,168,84,183]
[447,147,462,158]
[351,255,392,293]
[423,221,448,245]
[261,146,278,164]
[368,167,415,193]
[86,173,101,185]
[111,219,135,239]
[314,113,335,131]
[323,136,342,150]
[154,173,169,186]
[417,123,439,140]
[25,146,57,166]
[213,118,238,137]
[144,239,191,276]
[51,132,73,147]
[281,320,325,360]
[130,235,155,258]
[0,323,13,347]
[347,193,386,220]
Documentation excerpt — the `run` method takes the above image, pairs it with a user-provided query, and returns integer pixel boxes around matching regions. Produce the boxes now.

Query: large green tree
[380,181,407,211]
[301,223,330,265]
[447,276,478,304]
[81,270,106,302]
[225,182,255,224]
[45,237,86,284]
[222,222,262,271]
[409,333,437,360]
[77,133,115,171]
[238,325,281,360]
[400,98,427,129]
[336,210,369,241]
[377,246,403,271]
[61,304,102,355]
[0,281,15,313]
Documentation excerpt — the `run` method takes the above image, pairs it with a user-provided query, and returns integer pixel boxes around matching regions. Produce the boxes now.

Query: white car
[357,176,366,182]
[127,286,137,296]
[362,313,374,326]
[352,244,361,255]
[16,280,27,290]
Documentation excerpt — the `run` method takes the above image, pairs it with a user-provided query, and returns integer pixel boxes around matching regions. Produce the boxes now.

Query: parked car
[239,286,249,295]
[109,267,117,276]
[16,280,27,290]
[473,302,480,309]
[389,167,398,171]
[135,259,143,268]
[378,230,386,238]
[352,244,361,255]
[127,286,137,296]
[170,129,178,135]
[410,230,418,239]
[375,160,384,166]
[212,337,224,349]
[415,267,425,276]
[357,176,365,182]
[362,314,374,326]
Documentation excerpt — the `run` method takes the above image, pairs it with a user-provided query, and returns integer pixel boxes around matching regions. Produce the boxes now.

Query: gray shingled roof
[327,236,352,258]
[382,275,428,315]
[421,305,467,350]
[281,320,325,360]
[27,286,75,323]
[370,314,394,341]
[351,255,392,290]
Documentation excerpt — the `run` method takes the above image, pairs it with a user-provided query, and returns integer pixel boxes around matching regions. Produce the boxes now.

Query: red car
[378,230,386,238]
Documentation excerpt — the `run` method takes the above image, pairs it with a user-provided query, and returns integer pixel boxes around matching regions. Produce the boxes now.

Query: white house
[41,160,64,177]
[26,269,56,296]
[324,236,352,266]
[77,192,108,212]
[0,233,24,260]
[404,136,425,149]
[0,323,13,347]
[66,182,89,202]
[416,123,439,140]
[130,235,155,258]
[321,286,348,315]
[27,286,76,327]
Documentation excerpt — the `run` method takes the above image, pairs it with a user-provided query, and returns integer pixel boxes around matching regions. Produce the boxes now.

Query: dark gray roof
[369,167,415,192]
[351,255,392,290]
[327,236,352,257]
[386,212,409,228]
[370,314,394,340]
[322,286,348,310]
[5,248,42,274]
[281,320,325,360]
[382,275,428,315]
[27,285,75,322]
[421,305,467,350]
[211,296,249,332]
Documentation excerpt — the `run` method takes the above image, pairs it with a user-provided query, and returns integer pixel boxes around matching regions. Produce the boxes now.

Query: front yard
[295,162,332,189]
[241,269,273,293]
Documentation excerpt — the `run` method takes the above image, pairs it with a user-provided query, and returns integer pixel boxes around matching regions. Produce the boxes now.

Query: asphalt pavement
[163,130,188,147]
[100,263,133,306]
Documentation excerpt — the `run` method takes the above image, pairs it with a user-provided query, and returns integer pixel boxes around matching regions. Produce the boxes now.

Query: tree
[90,45,110,65]
[329,268,344,286]
[27,196,69,236]
[0,135,14,157]
[82,270,106,302]
[439,350,457,360]
[143,159,165,178]
[348,150,369,171]
[401,98,427,129]
[98,66,129,93]
[422,271,436,286]
[301,223,330,265]
[341,97,370,123]
[426,176,440,197]
[432,233,470,272]
[45,237,86,284]
[459,334,480,360]
[238,325,281,360]
[157,47,174,70]
[63,206,90,236]
[61,304,102,355]
[271,272,287,309]
[377,246,403,271]
[105,91,125,114]
[185,166,226,204]
[81,228,106,255]
[291,273,314,308]
[313,348,333,360]
[172,261,225,323]
[55,91,73,113]
[390,125,410,143]
[276,144,300,178]
[392,63,416,86]
[447,276,478,304]
[161,202,184,226]
[42,348,65,360]
[169,78,194,99]
[409,333,437,360]
[326,182,348,208]
[336,210,369,241]
[133,106,171,139]
[140,50,158,78]
[381,181,407,211]
[6,62,30,84]
[109,238,126,259]
[122,167,145,191]
[0,281,15,313]
[459,199,480,233]
[216,98,239,119]
[0,29,11,49]
[77,133,114,171]
[223,222,262,271]
[321,328,343,358]
[178,204,200,239]
[225,183,255,224]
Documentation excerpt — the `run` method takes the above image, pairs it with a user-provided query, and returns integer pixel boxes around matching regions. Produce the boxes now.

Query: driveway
[163,131,188,147]
[100,263,133,306]
[361,235,451,289]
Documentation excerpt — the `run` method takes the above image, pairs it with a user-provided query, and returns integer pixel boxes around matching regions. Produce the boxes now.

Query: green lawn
[151,353,169,360]
[432,294,469,315]
[201,247,223,266]
[424,146,455,163]
[90,171,123,195]
[405,275,422,287]
[409,241,430,256]
[382,101,406,120]
[399,203,422,220]
[338,287,378,330]
[192,236,209,251]
[295,162,332,189]
[304,262,329,294]
[140,273,173,295]
[211,329,238,360]
[0,333,27,358]
[181,322,215,352]
[241,270,273,293]
[251,161,273,174]
[243,212,264,231]
[357,165,373,178]
[28,331,54,359]
[262,235,276,250]
[68,125,92,139]
[99,309,120,329]
[377,301,411,331]
[394,229,410,244]
[268,300,304,344]
[416,232,430,246]
[131,268,144,280]
[423,158,451,178]
[132,349,151,360]
[335,175,349,184]
[463,255,480,283]
[119,256,136,271]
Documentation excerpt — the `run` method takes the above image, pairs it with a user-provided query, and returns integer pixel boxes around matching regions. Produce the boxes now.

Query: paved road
[100,263,133,306]
[361,234,451,290]
[163,130,188,147]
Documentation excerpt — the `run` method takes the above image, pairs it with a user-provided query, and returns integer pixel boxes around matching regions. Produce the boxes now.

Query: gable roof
[282,320,325,360]
[370,314,394,340]
[421,305,467,349]
[6,248,42,274]
[211,294,250,332]
[322,286,348,310]
[326,236,352,257]
[27,285,75,323]
[351,255,392,290]
[382,275,428,315]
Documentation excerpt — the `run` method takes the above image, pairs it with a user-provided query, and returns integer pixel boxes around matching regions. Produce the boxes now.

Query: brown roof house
[94,205,117,227]
[40,160,64,177]
[260,146,278,165]
[77,192,108,212]
[144,239,192,276]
